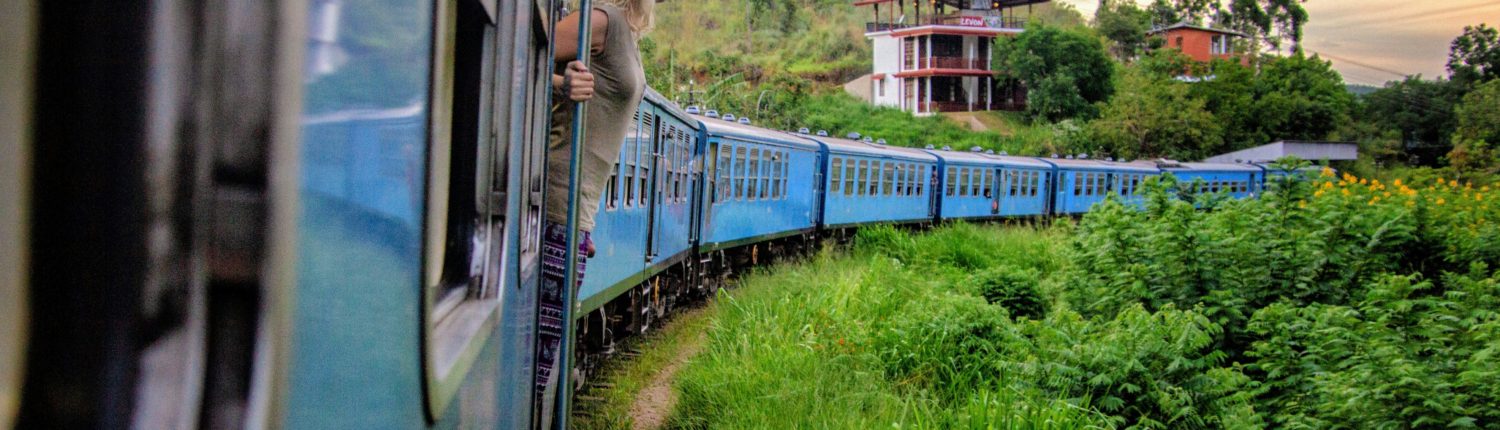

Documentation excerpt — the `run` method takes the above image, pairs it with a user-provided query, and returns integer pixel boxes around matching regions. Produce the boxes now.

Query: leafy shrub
[969,265,1048,320]
[1247,266,1500,428]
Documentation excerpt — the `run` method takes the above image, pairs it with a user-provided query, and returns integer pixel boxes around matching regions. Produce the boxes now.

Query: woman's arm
[552,9,609,102]
[554,9,610,64]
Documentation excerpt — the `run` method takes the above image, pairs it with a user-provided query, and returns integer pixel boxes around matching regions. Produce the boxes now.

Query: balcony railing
[865,15,1026,33]
[914,56,988,70]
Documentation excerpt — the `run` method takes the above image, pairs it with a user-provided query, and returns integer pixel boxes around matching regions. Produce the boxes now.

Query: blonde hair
[599,0,655,36]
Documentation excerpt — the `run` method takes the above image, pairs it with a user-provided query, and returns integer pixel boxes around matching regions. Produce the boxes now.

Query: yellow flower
[1436,198,1446,205]
[1478,194,1484,201]
[1383,192,1392,198]
[1341,188,1352,196]
[1394,179,1403,187]
[1321,166,1335,177]
[1298,200,1308,208]
[1483,185,1491,192]
[1323,182,1335,190]
[1406,200,1416,207]
[1368,197,1379,205]
[1314,189,1326,197]
[1359,178,1368,185]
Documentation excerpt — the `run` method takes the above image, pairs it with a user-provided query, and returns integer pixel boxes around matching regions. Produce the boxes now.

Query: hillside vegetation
[638,0,1086,155]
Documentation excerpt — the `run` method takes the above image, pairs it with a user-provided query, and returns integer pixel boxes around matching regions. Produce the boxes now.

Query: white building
[854,0,1048,116]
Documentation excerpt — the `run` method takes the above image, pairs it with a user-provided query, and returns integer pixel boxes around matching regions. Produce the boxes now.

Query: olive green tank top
[545,4,645,232]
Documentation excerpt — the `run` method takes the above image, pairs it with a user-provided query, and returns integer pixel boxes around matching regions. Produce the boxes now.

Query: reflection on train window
[856,160,868,196]
[746,148,759,201]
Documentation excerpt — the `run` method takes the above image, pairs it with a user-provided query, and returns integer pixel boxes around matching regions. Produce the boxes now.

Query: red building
[1149,23,1249,65]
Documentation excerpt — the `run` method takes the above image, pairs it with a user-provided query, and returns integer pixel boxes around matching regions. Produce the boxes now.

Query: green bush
[969,265,1048,320]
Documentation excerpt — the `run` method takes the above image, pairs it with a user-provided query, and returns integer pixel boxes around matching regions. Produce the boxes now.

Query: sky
[1057,0,1500,86]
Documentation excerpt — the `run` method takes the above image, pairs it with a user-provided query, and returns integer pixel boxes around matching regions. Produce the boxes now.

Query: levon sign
[958,16,986,27]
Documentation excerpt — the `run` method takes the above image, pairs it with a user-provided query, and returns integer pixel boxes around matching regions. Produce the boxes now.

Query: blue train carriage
[811,134,940,228]
[1157,161,1265,199]
[1043,158,1161,214]
[924,147,1013,221]
[281,0,557,428]
[695,113,825,254]
[578,89,702,325]
[982,152,1054,217]
[1106,159,1166,208]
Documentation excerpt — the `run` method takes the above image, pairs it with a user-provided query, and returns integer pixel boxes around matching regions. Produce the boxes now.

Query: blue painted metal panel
[700,135,821,247]
[289,0,436,425]
[811,135,937,226]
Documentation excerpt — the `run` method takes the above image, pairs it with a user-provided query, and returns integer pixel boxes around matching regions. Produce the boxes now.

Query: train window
[746,148,759,201]
[831,158,843,195]
[858,160,870,197]
[770,152,781,200]
[607,164,619,209]
[419,0,516,417]
[762,150,772,200]
[1073,173,1082,196]
[946,167,956,196]
[893,164,904,196]
[916,166,925,196]
[781,155,789,198]
[878,163,890,196]
[733,146,746,200]
[844,160,856,196]
[717,144,730,202]
[1098,174,1108,195]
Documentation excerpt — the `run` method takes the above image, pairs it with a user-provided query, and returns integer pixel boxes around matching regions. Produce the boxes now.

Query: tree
[1248,53,1353,143]
[994,24,1115,122]
[1448,79,1500,177]
[1085,68,1224,160]
[1095,0,1154,60]
[1217,0,1308,53]
[1360,76,1464,165]
[1188,58,1259,152]
[1448,24,1500,86]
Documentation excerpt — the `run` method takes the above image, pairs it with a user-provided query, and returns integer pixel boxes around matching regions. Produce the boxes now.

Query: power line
[1308,50,1413,78]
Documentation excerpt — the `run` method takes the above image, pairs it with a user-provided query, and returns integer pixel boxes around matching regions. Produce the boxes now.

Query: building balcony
[865,15,1026,33]
[914,56,987,71]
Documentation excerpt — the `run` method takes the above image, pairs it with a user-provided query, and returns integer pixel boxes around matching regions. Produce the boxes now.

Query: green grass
[664,223,1111,429]
[574,303,717,430]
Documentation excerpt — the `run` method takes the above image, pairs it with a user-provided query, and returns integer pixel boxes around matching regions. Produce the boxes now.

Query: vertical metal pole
[555,0,591,428]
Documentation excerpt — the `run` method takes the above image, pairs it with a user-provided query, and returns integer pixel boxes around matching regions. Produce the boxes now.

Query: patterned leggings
[535,222,590,426]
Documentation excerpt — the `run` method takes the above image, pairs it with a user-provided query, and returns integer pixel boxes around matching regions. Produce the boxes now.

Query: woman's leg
[535,221,589,427]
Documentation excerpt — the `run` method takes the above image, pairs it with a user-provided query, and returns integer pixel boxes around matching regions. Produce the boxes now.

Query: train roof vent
[705,109,719,118]
[970,146,983,152]
[999,151,1009,155]
[985,150,995,154]
[1066,154,1075,159]
[685,105,701,114]
[847,132,862,139]
[1154,158,1184,168]
[875,139,887,145]
[1079,153,1089,159]
[862,137,873,143]
[798,127,810,134]
[1051,153,1059,158]
[1105,157,1114,161]
[722,113,736,121]
[925,144,936,149]
[816,130,829,137]
[738,117,751,125]
[942,145,952,151]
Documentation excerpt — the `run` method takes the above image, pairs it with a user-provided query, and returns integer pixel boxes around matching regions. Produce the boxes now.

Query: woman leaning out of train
[537,0,658,424]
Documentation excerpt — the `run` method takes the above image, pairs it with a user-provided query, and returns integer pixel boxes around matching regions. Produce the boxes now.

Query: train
[1,0,1315,429]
